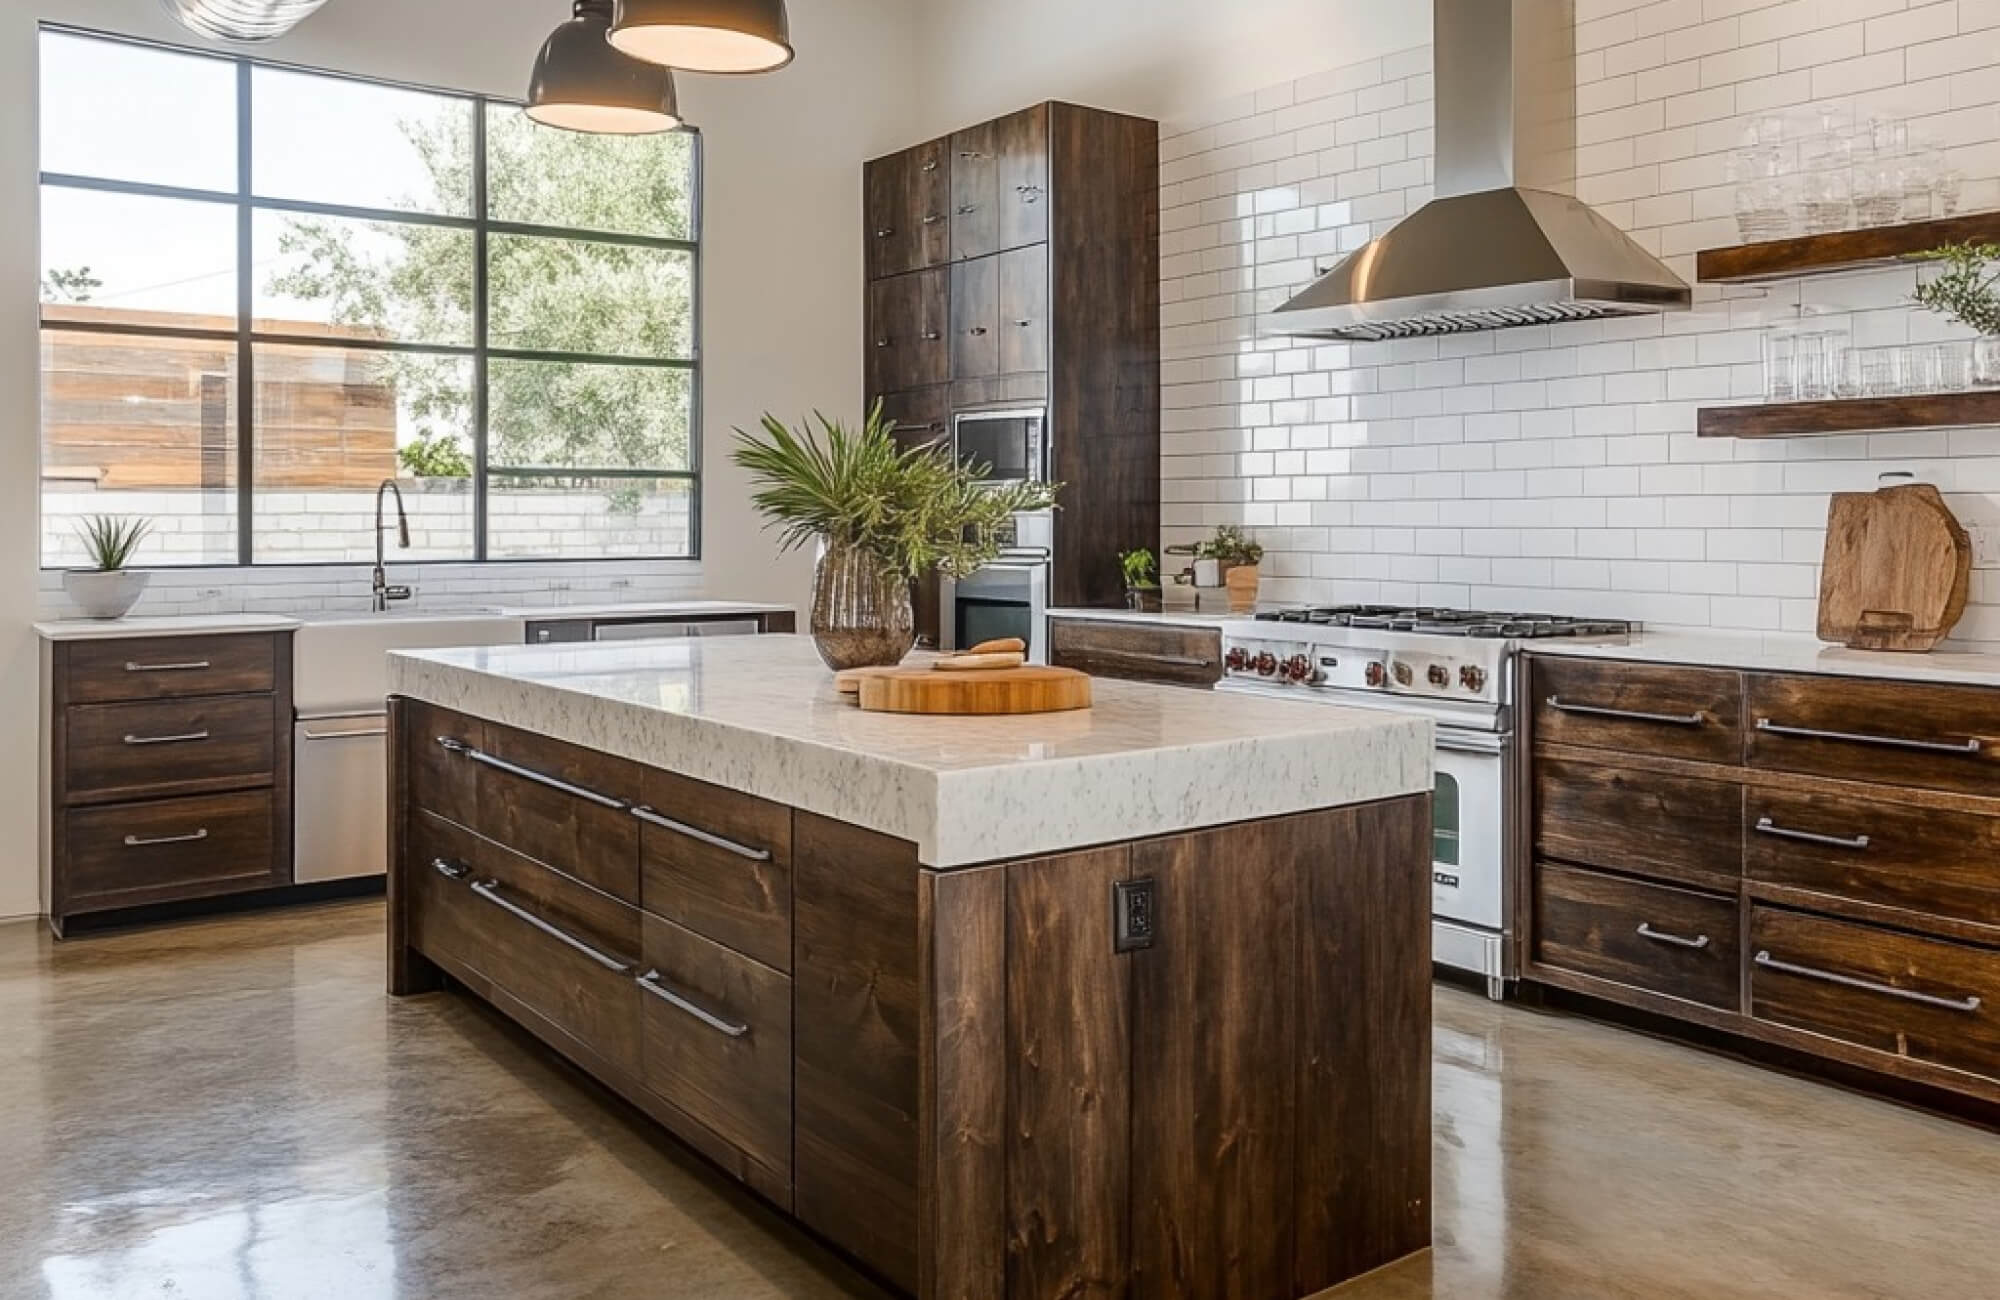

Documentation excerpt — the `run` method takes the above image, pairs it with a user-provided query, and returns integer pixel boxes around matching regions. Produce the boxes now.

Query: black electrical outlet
[1113,877,1156,952]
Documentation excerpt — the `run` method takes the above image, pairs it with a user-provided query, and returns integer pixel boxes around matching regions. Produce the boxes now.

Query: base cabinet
[392,699,1433,1299]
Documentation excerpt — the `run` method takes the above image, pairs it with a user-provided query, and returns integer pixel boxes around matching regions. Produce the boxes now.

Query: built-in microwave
[952,407,1046,486]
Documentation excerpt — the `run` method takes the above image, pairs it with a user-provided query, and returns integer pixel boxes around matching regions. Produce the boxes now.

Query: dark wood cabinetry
[866,102,1161,641]
[1047,616,1223,688]
[44,630,295,934]
[1526,653,2000,1111]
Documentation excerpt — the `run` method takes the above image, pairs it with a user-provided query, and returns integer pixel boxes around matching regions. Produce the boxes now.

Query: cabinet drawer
[415,822,643,1074]
[64,633,277,704]
[1745,674,2000,798]
[405,701,482,828]
[1747,787,2000,932]
[1047,618,1222,687]
[471,722,641,904]
[639,768,792,972]
[1534,757,1742,889]
[1750,907,2000,1082]
[1534,863,1741,1011]
[639,912,793,1184]
[65,694,276,804]
[1532,658,1741,764]
[875,384,949,453]
[64,789,279,913]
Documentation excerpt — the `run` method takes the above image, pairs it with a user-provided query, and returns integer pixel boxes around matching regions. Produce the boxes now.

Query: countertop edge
[36,614,305,640]
[1525,630,2000,689]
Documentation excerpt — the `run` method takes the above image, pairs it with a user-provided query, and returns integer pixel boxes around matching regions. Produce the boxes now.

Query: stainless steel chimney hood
[1268,0,1690,342]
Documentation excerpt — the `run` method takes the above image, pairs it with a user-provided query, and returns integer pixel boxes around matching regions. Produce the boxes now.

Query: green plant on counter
[1912,241,2000,335]
[1119,548,1160,589]
[398,431,472,479]
[1205,522,1264,568]
[733,400,1060,581]
[75,515,152,571]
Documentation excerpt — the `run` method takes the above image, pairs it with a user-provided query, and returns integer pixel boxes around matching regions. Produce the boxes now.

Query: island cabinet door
[472,723,643,905]
[637,767,794,973]
[404,701,482,830]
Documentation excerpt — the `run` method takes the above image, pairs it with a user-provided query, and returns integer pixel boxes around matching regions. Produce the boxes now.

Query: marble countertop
[36,613,303,641]
[1528,628,2000,688]
[1047,605,1255,630]
[389,635,1432,868]
[500,599,793,620]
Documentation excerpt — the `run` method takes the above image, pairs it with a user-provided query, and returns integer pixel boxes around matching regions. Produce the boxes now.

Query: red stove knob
[1225,646,1248,672]
[1460,664,1488,692]
[1285,654,1312,682]
[1427,663,1450,688]
[1365,661,1385,687]
[1254,651,1279,677]
[1392,661,1414,687]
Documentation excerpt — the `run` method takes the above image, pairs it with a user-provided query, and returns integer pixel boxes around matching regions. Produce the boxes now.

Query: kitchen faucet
[372,478,414,612]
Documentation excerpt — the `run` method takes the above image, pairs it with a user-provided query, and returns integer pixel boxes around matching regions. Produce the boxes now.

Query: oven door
[952,408,1046,485]
[1431,729,1505,932]
[941,560,1049,662]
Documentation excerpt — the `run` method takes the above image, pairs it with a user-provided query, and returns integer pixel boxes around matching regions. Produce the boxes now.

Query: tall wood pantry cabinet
[863,102,1161,638]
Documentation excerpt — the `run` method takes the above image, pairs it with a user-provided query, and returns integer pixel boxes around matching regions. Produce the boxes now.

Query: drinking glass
[1859,346,1900,397]
[1763,328,1799,401]
[1797,330,1848,400]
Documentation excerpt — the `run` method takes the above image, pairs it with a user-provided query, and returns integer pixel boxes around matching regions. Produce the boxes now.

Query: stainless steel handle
[967,326,989,336]
[1637,922,1710,951]
[1755,717,1982,756]
[631,805,772,862]
[123,730,210,746]
[1014,318,1034,327]
[921,330,942,341]
[1754,816,1870,851]
[957,203,978,214]
[922,213,944,225]
[432,857,469,879]
[873,227,894,238]
[125,660,210,673]
[1545,696,1704,727]
[921,159,940,172]
[438,738,628,811]
[125,828,208,847]
[301,725,388,741]
[957,151,986,160]
[1087,648,1213,669]
[471,879,631,974]
[1754,950,1981,1014]
[636,969,750,1038]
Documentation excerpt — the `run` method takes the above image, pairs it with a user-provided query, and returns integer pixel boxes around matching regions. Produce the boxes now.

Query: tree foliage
[264,107,697,476]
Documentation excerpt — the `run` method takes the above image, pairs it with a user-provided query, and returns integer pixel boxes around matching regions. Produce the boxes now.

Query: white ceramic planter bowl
[64,569,151,620]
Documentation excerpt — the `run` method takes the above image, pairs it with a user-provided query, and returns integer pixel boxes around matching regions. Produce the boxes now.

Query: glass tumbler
[1763,329,1799,402]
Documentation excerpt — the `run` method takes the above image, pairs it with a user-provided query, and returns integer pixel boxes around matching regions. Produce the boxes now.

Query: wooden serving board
[1818,482,1970,652]
[857,665,1093,715]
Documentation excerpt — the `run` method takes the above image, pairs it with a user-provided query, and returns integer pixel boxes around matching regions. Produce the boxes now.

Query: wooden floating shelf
[1698,390,2000,438]
[1696,211,2000,284]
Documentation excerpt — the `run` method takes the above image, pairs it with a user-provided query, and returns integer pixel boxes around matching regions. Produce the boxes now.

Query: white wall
[2,0,918,917]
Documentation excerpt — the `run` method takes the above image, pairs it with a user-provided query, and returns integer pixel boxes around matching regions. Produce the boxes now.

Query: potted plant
[734,402,1058,670]
[1209,523,1266,612]
[1119,548,1162,612]
[1912,241,2000,386]
[65,515,153,620]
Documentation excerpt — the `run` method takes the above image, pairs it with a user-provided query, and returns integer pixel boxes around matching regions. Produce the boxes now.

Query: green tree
[265,107,696,481]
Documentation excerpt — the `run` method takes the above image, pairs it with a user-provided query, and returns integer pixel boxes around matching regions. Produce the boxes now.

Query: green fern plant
[1118,548,1159,589]
[1913,242,2000,336]
[732,402,1059,581]
[75,515,152,571]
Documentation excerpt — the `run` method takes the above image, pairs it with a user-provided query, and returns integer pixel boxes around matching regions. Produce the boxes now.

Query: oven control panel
[1222,636,1506,706]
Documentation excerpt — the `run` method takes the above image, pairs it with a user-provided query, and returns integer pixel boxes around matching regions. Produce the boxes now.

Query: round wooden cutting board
[857,665,1092,715]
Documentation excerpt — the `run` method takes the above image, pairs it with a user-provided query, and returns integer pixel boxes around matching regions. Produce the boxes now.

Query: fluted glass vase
[809,540,915,671]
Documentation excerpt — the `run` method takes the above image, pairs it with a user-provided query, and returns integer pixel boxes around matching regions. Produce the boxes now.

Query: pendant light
[159,0,331,41]
[528,0,682,135]
[608,0,794,75]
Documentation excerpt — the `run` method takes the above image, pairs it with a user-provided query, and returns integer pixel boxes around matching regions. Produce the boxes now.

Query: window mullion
[473,100,491,563]
[235,59,254,567]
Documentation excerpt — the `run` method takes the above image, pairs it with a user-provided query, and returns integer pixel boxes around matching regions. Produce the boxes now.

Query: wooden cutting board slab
[857,665,1093,715]
[1818,482,1970,652]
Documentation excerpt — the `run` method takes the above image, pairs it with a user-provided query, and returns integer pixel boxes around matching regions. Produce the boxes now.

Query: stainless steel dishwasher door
[293,714,389,883]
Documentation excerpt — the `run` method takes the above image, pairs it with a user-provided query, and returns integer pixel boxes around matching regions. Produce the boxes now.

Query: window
[38,27,700,567]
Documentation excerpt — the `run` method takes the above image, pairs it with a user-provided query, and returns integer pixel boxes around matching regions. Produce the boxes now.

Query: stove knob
[1285,654,1312,682]
[1391,661,1414,687]
[1254,651,1279,677]
[1427,663,1450,688]
[1225,647,1248,672]
[1460,664,1488,693]
[1365,661,1386,688]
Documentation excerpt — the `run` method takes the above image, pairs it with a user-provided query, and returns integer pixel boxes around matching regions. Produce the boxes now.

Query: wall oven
[952,407,1047,486]
[941,512,1051,662]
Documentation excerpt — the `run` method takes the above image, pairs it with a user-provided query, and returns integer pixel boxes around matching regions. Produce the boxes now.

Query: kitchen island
[386,635,1434,1299]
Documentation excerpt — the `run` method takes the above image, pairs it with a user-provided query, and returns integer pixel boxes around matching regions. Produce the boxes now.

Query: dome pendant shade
[609,0,794,75]
[528,0,682,134]
[159,0,331,42]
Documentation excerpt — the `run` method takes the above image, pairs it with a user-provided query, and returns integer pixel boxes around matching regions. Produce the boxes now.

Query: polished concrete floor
[2,902,1997,1300]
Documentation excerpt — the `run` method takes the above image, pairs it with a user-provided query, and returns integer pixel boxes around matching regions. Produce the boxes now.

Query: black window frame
[36,23,703,569]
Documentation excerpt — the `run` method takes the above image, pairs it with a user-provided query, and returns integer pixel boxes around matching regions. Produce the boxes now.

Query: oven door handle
[1436,730,1508,756]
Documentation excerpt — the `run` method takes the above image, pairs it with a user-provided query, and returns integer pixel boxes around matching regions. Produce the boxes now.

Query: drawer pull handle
[1754,950,1981,1014]
[637,969,750,1038]
[1755,717,1982,756]
[123,730,210,746]
[922,213,945,225]
[470,879,631,974]
[1084,647,1214,669]
[302,725,388,741]
[438,737,628,811]
[631,805,772,861]
[1636,922,1709,951]
[1754,817,1870,851]
[432,857,469,880]
[921,330,943,341]
[125,828,208,848]
[1546,696,1704,727]
[921,160,940,173]
[125,660,211,673]
[873,227,894,238]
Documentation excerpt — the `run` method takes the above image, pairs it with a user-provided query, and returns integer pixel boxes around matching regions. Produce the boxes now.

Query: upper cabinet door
[868,268,950,394]
[995,105,1050,252]
[950,121,1000,262]
[998,243,1049,377]
[950,254,1000,380]
[866,139,950,280]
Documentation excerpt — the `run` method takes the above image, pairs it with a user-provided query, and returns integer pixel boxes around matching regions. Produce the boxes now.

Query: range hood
[1268,0,1690,342]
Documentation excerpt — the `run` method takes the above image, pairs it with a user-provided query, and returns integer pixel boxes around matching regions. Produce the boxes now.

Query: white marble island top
[389,635,1432,868]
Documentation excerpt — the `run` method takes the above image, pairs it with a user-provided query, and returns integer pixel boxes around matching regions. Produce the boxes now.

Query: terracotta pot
[1223,564,1260,612]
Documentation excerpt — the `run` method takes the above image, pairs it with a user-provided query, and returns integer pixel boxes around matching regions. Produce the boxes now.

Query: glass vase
[809,540,915,670]
[1975,337,2000,389]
